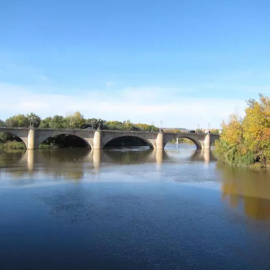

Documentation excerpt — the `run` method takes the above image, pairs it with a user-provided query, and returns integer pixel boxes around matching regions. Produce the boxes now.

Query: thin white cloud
[105,81,114,88]
[0,82,246,129]
[38,75,49,82]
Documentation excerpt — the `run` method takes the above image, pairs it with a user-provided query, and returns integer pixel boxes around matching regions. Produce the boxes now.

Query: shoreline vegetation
[215,94,270,168]
[0,141,26,150]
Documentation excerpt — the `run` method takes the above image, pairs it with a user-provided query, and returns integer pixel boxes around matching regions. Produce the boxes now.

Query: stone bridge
[0,128,220,150]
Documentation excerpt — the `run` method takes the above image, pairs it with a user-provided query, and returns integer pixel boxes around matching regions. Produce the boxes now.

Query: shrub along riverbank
[216,95,270,168]
[0,141,26,150]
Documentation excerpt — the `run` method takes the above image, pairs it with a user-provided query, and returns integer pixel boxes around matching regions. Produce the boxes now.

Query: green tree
[65,112,85,128]
[27,113,41,128]
[5,114,29,127]
[105,120,123,130]
[84,118,98,129]
[39,117,52,128]
[50,115,65,128]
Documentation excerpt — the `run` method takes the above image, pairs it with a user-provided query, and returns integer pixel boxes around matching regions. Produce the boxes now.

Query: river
[0,143,270,270]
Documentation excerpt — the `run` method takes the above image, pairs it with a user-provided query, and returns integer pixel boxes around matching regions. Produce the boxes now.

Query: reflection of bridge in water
[2,148,215,176]
[190,150,217,163]
[2,148,270,223]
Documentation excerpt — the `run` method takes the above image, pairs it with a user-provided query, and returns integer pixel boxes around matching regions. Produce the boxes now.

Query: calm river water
[0,143,270,270]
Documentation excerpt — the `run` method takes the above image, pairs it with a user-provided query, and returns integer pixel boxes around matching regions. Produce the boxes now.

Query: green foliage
[104,120,158,131]
[2,112,159,132]
[39,134,89,148]
[0,132,22,144]
[1,141,26,150]
[170,138,194,144]
[5,114,30,127]
[210,129,220,134]
[39,117,52,128]
[27,112,41,128]
[65,112,85,128]
[216,94,270,167]
[0,132,12,142]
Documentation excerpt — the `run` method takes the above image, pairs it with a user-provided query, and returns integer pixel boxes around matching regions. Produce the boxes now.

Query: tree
[39,117,52,128]
[242,95,270,163]
[216,94,270,167]
[27,113,41,128]
[5,114,29,127]
[84,118,98,129]
[65,112,85,129]
[50,115,65,128]
[105,120,123,130]
[220,114,243,146]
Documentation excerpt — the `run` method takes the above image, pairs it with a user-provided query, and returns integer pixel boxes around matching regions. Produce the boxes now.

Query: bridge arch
[37,132,91,148]
[103,135,155,149]
[0,131,28,148]
[163,135,202,150]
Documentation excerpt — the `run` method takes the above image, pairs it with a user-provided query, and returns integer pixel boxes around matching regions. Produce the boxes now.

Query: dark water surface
[0,144,270,270]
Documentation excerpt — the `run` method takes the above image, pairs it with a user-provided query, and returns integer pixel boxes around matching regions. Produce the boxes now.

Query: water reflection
[0,149,26,167]
[27,150,35,172]
[190,149,216,163]
[2,146,270,223]
[155,149,164,167]
[92,148,101,170]
[1,147,270,270]
[218,163,270,221]
[0,146,213,179]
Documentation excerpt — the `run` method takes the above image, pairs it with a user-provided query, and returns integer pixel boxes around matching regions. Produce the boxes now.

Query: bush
[215,94,270,167]
[2,141,26,150]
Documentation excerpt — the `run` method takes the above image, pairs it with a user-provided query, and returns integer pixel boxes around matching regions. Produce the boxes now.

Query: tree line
[0,112,159,131]
[216,94,270,168]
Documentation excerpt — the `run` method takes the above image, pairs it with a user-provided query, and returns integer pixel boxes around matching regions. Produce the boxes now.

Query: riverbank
[0,141,25,150]
[215,95,270,169]
[215,141,270,169]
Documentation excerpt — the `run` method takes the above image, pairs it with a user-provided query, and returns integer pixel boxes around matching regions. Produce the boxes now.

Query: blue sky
[0,0,270,128]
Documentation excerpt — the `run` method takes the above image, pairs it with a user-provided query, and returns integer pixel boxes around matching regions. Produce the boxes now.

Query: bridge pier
[93,130,102,149]
[202,132,210,149]
[27,128,36,150]
[156,132,164,149]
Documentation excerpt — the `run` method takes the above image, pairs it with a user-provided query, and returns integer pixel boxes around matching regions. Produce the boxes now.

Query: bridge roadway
[0,128,219,150]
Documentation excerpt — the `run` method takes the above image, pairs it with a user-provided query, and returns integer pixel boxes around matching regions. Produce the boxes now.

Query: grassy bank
[0,141,26,150]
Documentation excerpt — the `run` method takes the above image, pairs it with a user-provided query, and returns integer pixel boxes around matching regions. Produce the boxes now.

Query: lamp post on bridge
[28,116,36,129]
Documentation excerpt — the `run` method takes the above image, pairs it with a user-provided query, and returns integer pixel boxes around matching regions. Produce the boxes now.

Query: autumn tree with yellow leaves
[216,94,270,167]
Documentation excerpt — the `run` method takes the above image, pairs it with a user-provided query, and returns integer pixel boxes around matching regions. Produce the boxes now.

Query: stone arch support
[102,131,157,149]
[163,133,203,150]
[35,129,94,148]
[0,128,29,149]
